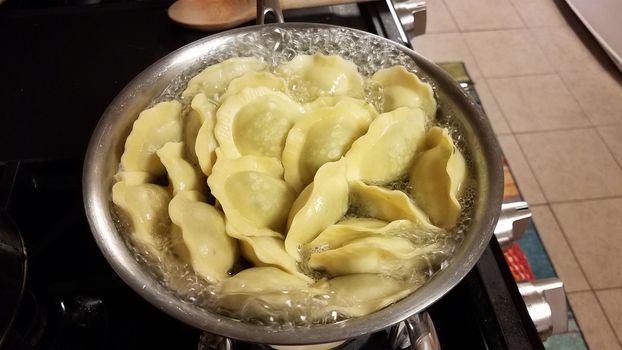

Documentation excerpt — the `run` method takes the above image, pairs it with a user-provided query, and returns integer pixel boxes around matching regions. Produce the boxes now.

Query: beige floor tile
[412,32,482,79]
[473,80,511,135]
[599,125,622,167]
[424,0,458,33]
[568,291,621,350]
[531,26,601,73]
[561,69,622,126]
[508,0,568,27]
[488,74,591,132]
[596,289,622,344]
[497,135,546,204]
[530,205,590,292]
[443,0,524,31]
[517,128,622,201]
[464,30,553,78]
[553,199,622,289]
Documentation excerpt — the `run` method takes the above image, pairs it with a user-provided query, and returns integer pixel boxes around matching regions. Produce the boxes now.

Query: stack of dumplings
[112,53,469,324]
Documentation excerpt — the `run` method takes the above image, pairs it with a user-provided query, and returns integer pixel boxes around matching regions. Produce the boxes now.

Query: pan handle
[257,0,285,25]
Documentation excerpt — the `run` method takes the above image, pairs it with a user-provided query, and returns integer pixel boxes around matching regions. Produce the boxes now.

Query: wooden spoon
[168,0,373,31]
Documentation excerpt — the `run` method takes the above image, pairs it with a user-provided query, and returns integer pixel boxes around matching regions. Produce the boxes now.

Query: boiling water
[118,26,477,329]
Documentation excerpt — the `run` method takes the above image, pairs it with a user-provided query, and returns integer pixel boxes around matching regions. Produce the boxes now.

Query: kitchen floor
[410,0,622,348]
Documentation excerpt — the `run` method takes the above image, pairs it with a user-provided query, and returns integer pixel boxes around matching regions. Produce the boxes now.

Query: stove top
[0,1,543,349]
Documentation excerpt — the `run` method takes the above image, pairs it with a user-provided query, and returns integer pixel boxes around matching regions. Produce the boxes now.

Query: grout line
[474,79,514,135]
[594,290,622,348]
[547,195,622,205]
[554,61,622,174]
[511,124,597,136]
[497,134,547,202]
[591,286,622,293]
[595,126,622,173]
[506,0,529,29]
[479,71,558,80]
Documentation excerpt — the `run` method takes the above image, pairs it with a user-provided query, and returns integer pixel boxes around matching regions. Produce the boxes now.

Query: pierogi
[112,55,469,324]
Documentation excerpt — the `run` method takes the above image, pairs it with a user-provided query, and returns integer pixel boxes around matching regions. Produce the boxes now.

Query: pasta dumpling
[221,71,288,101]
[282,97,377,192]
[182,57,267,100]
[308,235,442,278]
[169,191,238,283]
[112,181,171,252]
[227,230,312,282]
[208,155,296,238]
[120,101,183,176]
[191,94,219,175]
[285,159,349,261]
[276,53,365,101]
[349,180,444,234]
[370,65,436,120]
[314,274,422,318]
[215,87,304,160]
[345,107,426,185]
[409,127,467,230]
[157,142,204,194]
[216,267,321,316]
[306,218,431,252]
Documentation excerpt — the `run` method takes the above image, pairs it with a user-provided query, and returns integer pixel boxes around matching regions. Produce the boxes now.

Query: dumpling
[214,87,304,160]
[285,159,349,261]
[221,71,288,101]
[409,127,467,230]
[120,101,183,176]
[314,274,422,318]
[113,171,154,185]
[308,235,443,278]
[345,107,426,185]
[182,57,267,100]
[282,97,377,192]
[349,180,444,234]
[208,155,296,238]
[216,267,321,317]
[276,53,365,101]
[306,219,434,252]
[112,180,171,252]
[189,94,218,174]
[226,226,312,282]
[156,142,204,194]
[370,65,436,120]
[168,191,238,283]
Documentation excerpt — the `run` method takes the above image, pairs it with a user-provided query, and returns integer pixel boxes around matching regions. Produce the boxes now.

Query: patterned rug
[438,62,588,350]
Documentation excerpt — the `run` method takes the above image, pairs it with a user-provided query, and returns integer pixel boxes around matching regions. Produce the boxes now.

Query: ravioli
[371,65,437,120]
[314,274,422,318]
[182,57,267,100]
[120,101,183,176]
[208,155,296,238]
[169,191,238,283]
[215,87,304,160]
[112,180,171,252]
[282,97,377,192]
[221,71,288,101]
[276,53,365,101]
[410,127,467,230]
[345,107,426,185]
[156,142,204,194]
[285,159,349,261]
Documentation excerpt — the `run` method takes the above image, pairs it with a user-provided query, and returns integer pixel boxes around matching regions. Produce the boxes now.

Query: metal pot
[82,1,503,346]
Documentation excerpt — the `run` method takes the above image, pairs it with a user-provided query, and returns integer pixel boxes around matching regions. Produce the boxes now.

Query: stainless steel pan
[83,1,503,345]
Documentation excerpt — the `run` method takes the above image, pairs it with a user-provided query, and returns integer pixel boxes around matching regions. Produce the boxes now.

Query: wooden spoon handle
[281,0,375,9]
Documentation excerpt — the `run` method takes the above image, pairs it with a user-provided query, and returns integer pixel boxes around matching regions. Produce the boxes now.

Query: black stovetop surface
[0,1,543,349]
